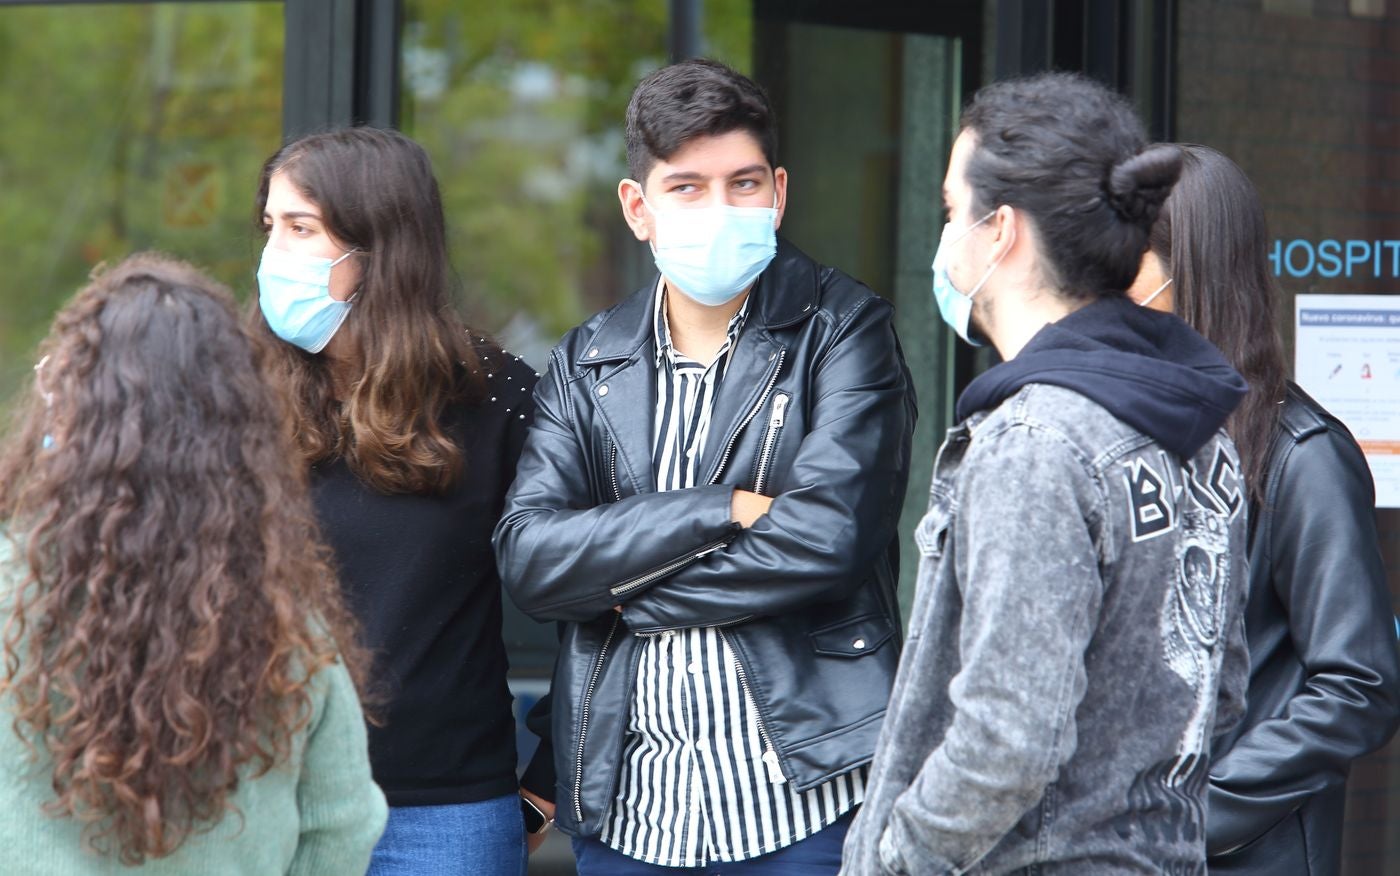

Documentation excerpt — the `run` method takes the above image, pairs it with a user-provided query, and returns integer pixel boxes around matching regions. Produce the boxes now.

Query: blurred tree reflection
[0,2,284,403]
[402,0,750,364]
[0,0,753,402]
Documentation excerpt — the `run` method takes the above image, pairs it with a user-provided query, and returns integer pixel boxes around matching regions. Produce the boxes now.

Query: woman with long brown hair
[1129,144,1400,875]
[250,127,538,875]
[0,253,385,873]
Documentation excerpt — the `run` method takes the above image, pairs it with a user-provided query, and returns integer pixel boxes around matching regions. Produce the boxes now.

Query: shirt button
[688,662,701,674]
[597,384,609,397]
[852,638,867,650]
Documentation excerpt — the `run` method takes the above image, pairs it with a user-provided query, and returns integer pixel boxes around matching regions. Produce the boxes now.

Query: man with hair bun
[841,72,1251,875]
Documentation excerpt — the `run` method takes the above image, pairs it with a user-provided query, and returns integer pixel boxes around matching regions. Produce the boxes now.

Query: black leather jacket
[1207,383,1400,874]
[494,240,916,836]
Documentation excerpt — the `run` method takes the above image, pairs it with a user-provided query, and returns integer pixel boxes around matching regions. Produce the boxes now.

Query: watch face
[521,797,549,834]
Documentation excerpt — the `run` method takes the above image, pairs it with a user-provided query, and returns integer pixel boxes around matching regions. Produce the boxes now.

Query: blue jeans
[571,809,854,875]
[368,794,527,876]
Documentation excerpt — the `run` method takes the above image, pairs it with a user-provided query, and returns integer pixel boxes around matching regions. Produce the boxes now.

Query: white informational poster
[1295,294,1400,508]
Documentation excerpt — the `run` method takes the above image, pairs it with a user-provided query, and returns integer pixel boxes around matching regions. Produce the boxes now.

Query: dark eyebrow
[658,165,772,185]
[729,164,770,179]
[261,210,322,222]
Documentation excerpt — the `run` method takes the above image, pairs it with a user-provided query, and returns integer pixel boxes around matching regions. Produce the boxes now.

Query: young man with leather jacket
[494,59,916,874]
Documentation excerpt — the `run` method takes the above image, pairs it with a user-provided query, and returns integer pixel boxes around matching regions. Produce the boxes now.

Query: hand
[730,489,774,528]
[521,788,555,854]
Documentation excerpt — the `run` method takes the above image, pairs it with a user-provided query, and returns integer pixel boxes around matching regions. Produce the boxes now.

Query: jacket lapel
[696,241,817,485]
[697,326,782,486]
[578,284,659,495]
[582,238,820,494]
[591,354,658,495]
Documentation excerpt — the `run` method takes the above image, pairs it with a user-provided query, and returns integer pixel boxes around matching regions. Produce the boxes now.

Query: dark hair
[252,126,486,495]
[0,253,368,864]
[1149,144,1287,506]
[959,72,1182,299]
[625,58,778,184]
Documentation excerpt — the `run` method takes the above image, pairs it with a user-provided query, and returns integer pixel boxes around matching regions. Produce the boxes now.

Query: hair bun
[1105,144,1183,223]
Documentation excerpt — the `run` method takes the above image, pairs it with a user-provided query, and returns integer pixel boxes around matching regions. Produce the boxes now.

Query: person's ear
[618,178,651,243]
[773,166,788,231]
[989,204,1018,262]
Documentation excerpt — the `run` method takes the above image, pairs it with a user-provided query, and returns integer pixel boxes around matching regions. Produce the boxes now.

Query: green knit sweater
[0,537,387,874]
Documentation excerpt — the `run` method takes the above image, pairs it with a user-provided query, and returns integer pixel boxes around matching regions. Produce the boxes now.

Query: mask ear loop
[329,248,362,302]
[34,355,57,450]
[967,208,1015,300]
[33,355,53,408]
[1140,277,1172,307]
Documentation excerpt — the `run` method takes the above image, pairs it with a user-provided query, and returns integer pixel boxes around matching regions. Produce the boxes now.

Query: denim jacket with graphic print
[842,383,1251,875]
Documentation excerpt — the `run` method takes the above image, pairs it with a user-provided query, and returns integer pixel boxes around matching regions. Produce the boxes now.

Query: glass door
[0,1,285,400]
[751,1,982,618]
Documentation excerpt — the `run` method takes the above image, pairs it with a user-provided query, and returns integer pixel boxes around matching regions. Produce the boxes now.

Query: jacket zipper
[574,612,622,824]
[601,350,784,598]
[709,355,787,783]
[608,536,733,598]
[609,443,622,502]
[717,628,786,785]
[587,349,787,809]
[751,392,790,496]
[708,349,786,486]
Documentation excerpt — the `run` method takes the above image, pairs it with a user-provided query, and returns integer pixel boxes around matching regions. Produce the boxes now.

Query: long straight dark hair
[1150,144,1287,507]
[252,127,486,495]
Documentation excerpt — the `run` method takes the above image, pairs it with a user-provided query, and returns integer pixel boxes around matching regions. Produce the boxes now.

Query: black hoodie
[956,295,1247,458]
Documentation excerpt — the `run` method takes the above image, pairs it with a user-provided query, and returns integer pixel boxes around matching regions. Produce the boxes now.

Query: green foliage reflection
[0,2,283,404]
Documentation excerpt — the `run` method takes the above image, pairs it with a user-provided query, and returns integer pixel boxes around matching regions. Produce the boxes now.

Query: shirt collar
[652,279,751,368]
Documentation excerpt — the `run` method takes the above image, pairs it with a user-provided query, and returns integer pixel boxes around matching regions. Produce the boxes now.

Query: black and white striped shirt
[599,283,865,866]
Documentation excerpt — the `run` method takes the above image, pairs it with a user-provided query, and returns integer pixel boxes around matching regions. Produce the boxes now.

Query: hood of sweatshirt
[956,295,1247,459]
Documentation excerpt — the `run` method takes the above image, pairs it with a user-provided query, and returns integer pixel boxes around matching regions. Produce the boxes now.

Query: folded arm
[621,298,915,631]
[493,347,741,622]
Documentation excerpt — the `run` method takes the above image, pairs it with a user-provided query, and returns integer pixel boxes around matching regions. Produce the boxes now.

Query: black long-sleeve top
[310,350,537,807]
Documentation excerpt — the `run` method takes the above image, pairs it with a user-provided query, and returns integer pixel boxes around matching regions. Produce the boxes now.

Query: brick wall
[1176,1,1400,871]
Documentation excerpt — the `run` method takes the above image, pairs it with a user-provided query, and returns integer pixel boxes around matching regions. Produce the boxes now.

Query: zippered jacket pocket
[608,533,736,598]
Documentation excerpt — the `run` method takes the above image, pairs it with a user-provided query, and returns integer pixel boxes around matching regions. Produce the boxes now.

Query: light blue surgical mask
[931,210,1004,346]
[257,245,358,353]
[643,192,778,307]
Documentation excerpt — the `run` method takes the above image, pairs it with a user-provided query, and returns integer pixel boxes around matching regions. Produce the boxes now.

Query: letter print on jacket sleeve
[1115,445,1245,849]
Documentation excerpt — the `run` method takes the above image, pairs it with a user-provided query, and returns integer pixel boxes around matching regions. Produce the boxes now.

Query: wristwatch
[521,795,553,835]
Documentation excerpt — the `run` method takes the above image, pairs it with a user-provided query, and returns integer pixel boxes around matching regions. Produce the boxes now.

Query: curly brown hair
[0,253,369,864]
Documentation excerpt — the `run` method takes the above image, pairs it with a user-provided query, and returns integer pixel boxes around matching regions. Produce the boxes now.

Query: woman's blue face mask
[256,245,358,354]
